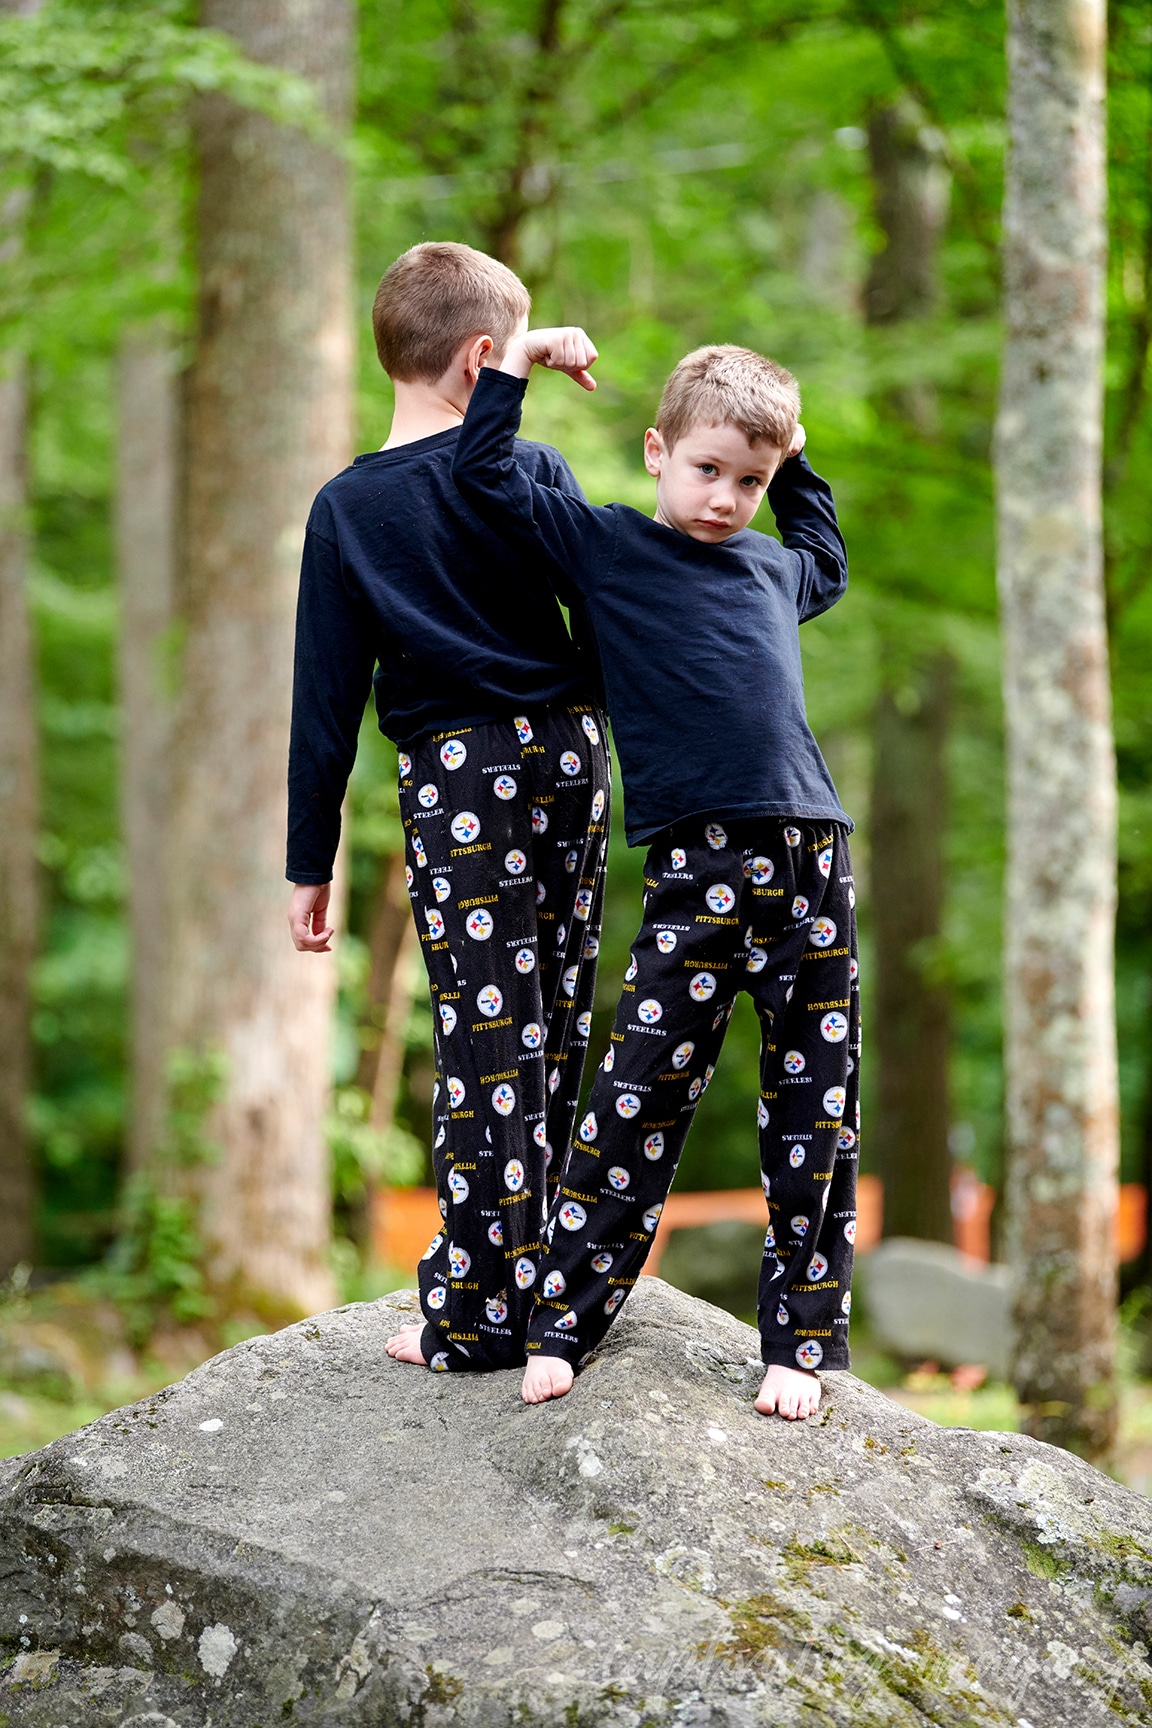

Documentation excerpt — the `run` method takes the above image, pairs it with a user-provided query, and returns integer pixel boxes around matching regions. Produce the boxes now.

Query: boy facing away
[452,332,859,1420]
[286,247,610,1374]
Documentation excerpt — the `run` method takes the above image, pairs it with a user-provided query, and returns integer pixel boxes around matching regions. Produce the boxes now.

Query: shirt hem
[626,802,854,847]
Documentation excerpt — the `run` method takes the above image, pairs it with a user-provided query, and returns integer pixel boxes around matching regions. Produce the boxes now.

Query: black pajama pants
[398,703,610,1371]
[525,817,859,1374]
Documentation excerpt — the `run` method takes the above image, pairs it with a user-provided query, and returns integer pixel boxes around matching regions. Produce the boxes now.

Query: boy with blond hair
[287,248,609,1374]
[453,332,858,1420]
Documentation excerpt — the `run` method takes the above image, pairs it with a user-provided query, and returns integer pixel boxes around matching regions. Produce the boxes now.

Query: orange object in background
[1120,1183,1147,1265]
[371,1185,441,1274]
[951,1165,995,1262]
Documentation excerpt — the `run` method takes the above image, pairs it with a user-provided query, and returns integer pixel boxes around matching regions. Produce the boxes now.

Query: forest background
[1,0,1149,1434]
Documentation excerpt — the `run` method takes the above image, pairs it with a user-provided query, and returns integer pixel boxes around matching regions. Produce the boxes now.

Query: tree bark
[166,0,353,1317]
[0,358,37,1276]
[115,328,179,1175]
[998,0,1118,1460]
[870,662,954,1243]
[864,99,954,1243]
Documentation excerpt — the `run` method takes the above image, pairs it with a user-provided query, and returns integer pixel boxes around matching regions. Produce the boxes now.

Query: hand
[505,326,598,391]
[289,882,335,953]
[787,422,806,459]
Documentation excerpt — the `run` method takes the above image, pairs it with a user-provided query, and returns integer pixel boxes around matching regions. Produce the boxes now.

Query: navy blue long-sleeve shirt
[452,368,851,846]
[287,425,596,883]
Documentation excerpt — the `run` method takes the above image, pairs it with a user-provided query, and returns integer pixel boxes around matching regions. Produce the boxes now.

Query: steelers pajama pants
[398,703,610,1371]
[525,816,859,1374]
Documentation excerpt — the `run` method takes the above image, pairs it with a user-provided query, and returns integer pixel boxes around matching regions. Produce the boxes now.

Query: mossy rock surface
[0,1279,1150,1724]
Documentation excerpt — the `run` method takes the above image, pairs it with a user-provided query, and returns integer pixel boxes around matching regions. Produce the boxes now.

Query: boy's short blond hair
[657,345,800,453]
[372,242,531,383]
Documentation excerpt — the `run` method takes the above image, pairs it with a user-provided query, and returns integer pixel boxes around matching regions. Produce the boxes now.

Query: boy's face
[643,421,783,543]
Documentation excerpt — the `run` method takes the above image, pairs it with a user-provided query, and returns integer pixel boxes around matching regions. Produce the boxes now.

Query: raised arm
[766,448,848,622]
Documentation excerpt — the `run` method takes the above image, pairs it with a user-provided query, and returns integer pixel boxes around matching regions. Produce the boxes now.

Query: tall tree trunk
[864,100,955,1242]
[166,0,353,1317]
[115,328,178,1175]
[0,359,37,1276]
[870,662,954,1242]
[998,0,1117,1460]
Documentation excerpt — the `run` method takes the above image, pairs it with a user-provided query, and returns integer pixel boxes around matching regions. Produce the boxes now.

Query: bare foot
[522,1356,575,1404]
[386,1322,427,1365]
[754,1363,821,1420]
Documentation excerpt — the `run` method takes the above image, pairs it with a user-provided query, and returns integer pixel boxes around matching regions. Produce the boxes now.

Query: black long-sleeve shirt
[452,368,851,845]
[287,426,594,883]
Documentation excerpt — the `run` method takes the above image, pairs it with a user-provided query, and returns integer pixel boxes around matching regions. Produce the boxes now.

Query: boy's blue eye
[699,464,716,476]
[740,476,762,488]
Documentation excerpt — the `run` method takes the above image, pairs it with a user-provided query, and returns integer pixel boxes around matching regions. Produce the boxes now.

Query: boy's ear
[465,333,495,382]
[643,428,664,477]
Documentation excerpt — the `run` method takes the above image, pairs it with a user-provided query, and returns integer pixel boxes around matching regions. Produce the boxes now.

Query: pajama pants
[398,703,610,1371]
[525,816,859,1373]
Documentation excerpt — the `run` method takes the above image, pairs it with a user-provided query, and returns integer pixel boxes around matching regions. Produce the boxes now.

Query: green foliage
[154,1046,228,1170]
[326,1086,424,1210]
[95,1177,214,1343]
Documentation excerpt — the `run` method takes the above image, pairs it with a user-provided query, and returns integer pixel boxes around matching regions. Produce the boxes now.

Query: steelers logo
[412,836,427,866]
[582,714,600,744]
[405,865,414,888]
[783,1050,806,1074]
[848,886,856,909]
[560,751,582,776]
[791,1213,809,1236]
[705,823,728,850]
[792,895,809,919]
[544,1143,554,1170]
[762,1172,771,1197]
[505,848,527,875]
[817,845,833,878]
[492,1084,516,1117]
[765,1224,776,1249]
[514,1255,536,1289]
[643,1132,665,1161]
[439,1003,457,1036]
[448,1170,469,1202]
[672,1041,694,1070]
[515,715,533,744]
[449,1243,471,1278]
[671,847,687,869]
[689,973,717,1001]
[849,957,859,981]
[493,775,517,800]
[795,1339,823,1370]
[592,789,606,821]
[432,1079,440,1106]
[823,1085,846,1118]
[518,1022,541,1052]
[440,739,467,771]
[487,1219,503,1247]
[789,1144,805,1169]
[422,1231,444,1261]
[655,930,678,955]
[837,1127,856,1150]
[563,963,580,996]
[757,1099,770,1128]
[430,1352,450,1372]
[532,1122,547,1148]
[591,1251,613,1273]
[748,856,774,886]
[776,1302,789,1326]
[706,883,736,914]
[784,826,802,848]
[418,783,439,809]
[625,957,639,982]
[637,998,662,1025]
[543,1270,566,1298]
[559,1200,587,1231]
[438,1193,447,1216]
[579,1112,598,1142]
[433,876,451,903]
[532,806,549,835]
[607,1165,630,1190]
[821,1011,848,1042]
[584,934,599,959]
[504,1158,525,1192]
[548,1067,560,1094]
[447,1076,466,1108]
[425,908,445,940]
[398,753,412,777]
[746,948,768,973]
[841,1289,852,1315]
[603,1047,614,1072]
[450,811,480,844]
[642,1204,663,1231]
[477,984,503,1017]
[576,1011,592,1038]
[427,1285,446,1310]
[536,881,547,906]
[615,1093,641,1119]
[844,1218,857,1245]
[485,1293,508,1324]
[604,1290,625,1316]
[466,908,494,941]
[515,947,536,974]
[809,917,837,948]
[807,1251,829,1281]
[574,888,593,921]
[688,1078,703,1102]
[434,1126,445,1148]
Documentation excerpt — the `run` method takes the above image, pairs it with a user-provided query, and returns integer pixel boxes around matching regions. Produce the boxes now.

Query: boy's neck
[382,377,470,449]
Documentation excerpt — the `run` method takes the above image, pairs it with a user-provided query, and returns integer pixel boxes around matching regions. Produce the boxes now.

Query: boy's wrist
[496,335,533,381]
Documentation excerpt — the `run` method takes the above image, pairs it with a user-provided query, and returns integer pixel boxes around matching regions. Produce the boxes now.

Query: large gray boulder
[855,1238,1014,1376]
[1,1279,1151,1726]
